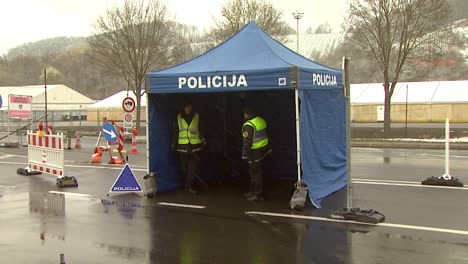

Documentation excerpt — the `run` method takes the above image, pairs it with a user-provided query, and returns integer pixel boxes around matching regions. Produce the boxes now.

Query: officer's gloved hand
[201,140,207,149]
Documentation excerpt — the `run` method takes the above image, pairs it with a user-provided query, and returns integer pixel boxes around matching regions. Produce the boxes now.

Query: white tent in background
[0,84,95,111]
[86,91,147,123]
[87,91,147,110]
[350,80,468,123]
[351,80,468,104]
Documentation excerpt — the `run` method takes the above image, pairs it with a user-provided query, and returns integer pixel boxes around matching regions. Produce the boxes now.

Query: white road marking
[0,162,465,189]
[354,180,468,189]
[0,161,146,171]
[48,191,93,197]
[245,211,468,236]
[0,185,16,188]
[0,154,17,159]
[354,178,421,184]
[0,161,27,165]
[65,164,147,171]
[158,202,206,209]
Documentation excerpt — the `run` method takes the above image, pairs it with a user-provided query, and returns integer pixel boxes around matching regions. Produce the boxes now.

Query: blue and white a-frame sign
[108,164,143,195]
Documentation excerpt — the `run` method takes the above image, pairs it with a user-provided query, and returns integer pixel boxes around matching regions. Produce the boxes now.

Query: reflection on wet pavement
[2,191,468,263]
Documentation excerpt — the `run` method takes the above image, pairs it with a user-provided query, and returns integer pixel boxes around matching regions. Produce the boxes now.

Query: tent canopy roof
[147,22,342,93]
[154,22,338,74]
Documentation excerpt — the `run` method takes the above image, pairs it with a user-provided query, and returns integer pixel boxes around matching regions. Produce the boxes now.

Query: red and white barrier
[47,125,53,135]
[27,130,64,177]
[117,125,124,152]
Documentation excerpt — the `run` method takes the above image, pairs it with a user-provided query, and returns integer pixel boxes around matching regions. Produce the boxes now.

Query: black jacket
[241,115,272,162]
[172,112,205,153]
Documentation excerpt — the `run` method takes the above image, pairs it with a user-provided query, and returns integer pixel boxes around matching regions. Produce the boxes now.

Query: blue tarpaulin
[146,22,346,207]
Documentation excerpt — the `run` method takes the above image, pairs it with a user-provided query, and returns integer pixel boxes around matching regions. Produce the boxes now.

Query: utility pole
[405,84,409,138]
[44,68,48,128]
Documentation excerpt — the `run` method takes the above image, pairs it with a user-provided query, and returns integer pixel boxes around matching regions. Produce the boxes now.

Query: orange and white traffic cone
[130,127,139,154]
[109,156,124,164]
[74,131,81,149]
[90,146,107,163]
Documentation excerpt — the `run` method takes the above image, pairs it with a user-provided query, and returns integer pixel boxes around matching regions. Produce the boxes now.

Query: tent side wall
[299,88,347,205]
[148,94,181,192]
[298,68,346,206]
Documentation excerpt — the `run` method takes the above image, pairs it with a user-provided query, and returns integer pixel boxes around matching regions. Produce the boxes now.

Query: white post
[27,130,30,170]
[145,92,150,174]
[295,89,301,182]
[60,133,65,178]
[444,118,450,178]
[292,11,303,183]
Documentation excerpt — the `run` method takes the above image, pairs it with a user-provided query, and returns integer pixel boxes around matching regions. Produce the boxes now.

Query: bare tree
[40,66,64,84]
[314,22,333,34]
[209,0,293,44]
[346,0,450,136]
[88,0,171,130]
[168,23,204,66]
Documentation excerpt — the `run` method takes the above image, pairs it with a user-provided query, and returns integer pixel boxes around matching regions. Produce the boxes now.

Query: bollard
[65,137,72,150]
[59,253,65,264]
[130,127,139,154]
[74,131,81,149]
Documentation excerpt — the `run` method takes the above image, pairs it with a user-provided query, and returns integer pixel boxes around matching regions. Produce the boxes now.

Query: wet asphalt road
[1,139,468,263]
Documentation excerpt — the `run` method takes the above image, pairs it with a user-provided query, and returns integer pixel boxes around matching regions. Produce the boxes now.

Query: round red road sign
[124,113,133,122]
[122,97,136,113]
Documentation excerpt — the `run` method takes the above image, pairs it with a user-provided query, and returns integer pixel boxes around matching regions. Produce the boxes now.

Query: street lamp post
[292,11,304,53]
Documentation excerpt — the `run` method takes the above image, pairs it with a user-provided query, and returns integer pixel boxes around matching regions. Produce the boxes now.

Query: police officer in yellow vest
[172,101,206,194]
[242,106,272,201]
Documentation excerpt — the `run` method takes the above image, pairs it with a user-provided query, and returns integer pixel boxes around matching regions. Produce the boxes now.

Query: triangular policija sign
[108,164,143,195]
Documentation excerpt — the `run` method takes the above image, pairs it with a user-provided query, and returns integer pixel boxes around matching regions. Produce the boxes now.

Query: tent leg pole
[343,57,352,210]
[295,89,301,183]
[328,57,385,224]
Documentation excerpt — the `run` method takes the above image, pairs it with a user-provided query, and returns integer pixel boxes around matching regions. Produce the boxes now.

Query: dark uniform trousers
[249,160,263,195]
[179,152,199,189]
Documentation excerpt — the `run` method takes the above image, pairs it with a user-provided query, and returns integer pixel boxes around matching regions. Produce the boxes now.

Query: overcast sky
[0,0,348,55]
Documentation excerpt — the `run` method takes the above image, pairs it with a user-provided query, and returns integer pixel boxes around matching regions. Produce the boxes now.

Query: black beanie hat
[243,105,255,115]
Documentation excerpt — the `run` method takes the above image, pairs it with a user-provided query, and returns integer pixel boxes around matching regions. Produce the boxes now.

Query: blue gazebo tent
[146,22,346,207]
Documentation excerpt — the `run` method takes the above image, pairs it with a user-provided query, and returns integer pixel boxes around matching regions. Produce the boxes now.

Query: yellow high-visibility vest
[178,113,201,145]
[243,116,268,149]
